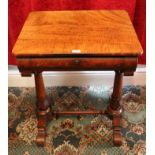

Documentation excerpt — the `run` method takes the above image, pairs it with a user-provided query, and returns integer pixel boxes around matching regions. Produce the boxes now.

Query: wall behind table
[9,0,146,64]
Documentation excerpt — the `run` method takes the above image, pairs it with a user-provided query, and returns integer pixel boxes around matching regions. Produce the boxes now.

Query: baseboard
[8,65,146,87]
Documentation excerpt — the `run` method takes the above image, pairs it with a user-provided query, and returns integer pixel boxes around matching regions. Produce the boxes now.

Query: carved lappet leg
[34,72,50,146]
[106,71,123,146]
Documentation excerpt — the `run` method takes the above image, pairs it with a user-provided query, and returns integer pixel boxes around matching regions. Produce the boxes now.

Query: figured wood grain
[12,10,143,57]
[17,57,137,72]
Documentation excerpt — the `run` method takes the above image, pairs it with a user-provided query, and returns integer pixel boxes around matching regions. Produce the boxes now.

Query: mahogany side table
[12,10,143,146]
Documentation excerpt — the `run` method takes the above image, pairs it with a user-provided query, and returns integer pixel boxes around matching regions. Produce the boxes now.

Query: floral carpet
[8,85,146,155]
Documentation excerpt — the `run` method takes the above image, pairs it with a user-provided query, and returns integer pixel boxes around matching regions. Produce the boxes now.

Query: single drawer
[17,56,138,73]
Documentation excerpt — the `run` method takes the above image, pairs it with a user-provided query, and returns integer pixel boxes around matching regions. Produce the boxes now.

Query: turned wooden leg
[106,71,123,146]
[34,72,50,146]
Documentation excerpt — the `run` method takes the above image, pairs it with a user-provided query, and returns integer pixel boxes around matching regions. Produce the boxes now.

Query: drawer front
[17,57,138,72]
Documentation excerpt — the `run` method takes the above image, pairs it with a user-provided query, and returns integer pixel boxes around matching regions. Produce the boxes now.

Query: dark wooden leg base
[106,106,122,146]
[112,115,122,146]
[113,128,122,146]
[36,106,51,146]
[33,71,124,146]
[36,111,47,146]
[106,71,123,146]
[34,72,51,147]
[36,128,46,146]
[36,107,51,146]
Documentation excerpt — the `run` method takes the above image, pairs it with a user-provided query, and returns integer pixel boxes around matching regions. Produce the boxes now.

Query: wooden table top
[13,10,143,57]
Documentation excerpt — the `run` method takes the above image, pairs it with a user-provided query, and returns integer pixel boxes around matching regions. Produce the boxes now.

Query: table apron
[16,57,138,73]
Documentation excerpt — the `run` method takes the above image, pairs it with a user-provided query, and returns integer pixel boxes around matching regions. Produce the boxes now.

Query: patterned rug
[8,85,146,155]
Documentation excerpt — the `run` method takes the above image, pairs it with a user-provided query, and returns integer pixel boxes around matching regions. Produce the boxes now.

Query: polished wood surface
[13,10,142,147]
[13,10,142,57]
[16,57,137,72]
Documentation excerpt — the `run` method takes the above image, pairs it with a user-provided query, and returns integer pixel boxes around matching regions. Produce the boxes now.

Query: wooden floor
[8,65,145,87]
